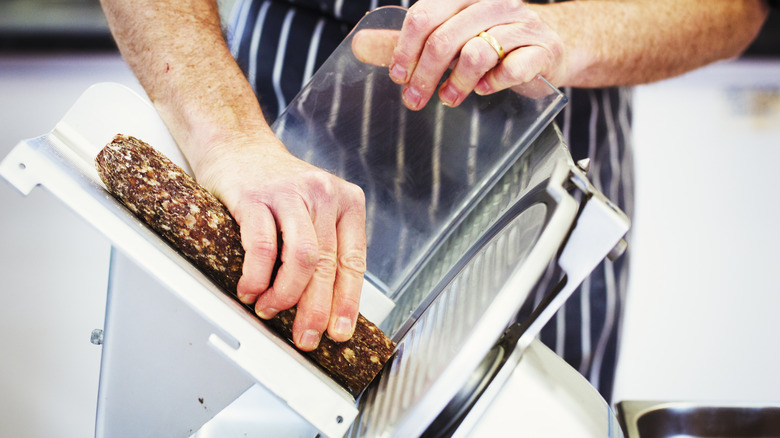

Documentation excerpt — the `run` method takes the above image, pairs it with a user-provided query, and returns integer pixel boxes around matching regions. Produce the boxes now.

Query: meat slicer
[0,7,629,437]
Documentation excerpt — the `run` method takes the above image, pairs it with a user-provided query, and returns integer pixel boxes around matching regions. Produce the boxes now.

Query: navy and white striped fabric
[227,0,634,403]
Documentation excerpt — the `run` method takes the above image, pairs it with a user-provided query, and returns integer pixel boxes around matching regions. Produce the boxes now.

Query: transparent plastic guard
[273,6,566,301]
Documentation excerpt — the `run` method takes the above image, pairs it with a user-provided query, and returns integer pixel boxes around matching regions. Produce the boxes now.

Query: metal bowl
[617,401,780,438]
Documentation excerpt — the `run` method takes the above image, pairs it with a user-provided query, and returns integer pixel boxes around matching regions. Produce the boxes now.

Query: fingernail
[439,84,459,107]
[403,86,422,110]
[334,316,354,338]
[300,329,321,350]
[257,307,278,319]
[475,79,492,95]
[238,292,257,304]
[390,63,407,83]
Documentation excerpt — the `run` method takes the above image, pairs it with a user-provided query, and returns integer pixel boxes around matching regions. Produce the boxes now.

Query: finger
[475,45,554,95]
[327,186,366,343]
[352,29,399,67]
[254,197,318,320]
[437,23,521,105]
[390,0,474,85]
[397,1,524,110]
[235,205,278,305]
[437,35,499,107]
[471,10,564,95]
[399,1,539,110]
[291,203,340,351]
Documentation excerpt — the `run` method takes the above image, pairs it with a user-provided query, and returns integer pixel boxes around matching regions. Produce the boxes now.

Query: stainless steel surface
[617,401,780,438]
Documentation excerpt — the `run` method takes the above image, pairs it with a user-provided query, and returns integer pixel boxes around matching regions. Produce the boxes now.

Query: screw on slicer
[90,329,104,345]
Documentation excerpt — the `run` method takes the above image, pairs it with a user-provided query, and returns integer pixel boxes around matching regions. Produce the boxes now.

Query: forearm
[529,0,770,88]
[99,0,278,184]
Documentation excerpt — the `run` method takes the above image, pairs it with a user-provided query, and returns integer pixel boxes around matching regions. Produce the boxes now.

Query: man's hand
[195,133,367,351]
[353,0,769,111]
[386,0,564,110]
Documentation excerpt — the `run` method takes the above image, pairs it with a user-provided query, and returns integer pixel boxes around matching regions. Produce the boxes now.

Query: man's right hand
[195,132,368,352]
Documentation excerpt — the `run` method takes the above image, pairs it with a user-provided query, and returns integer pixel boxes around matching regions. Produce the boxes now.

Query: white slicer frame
[0,83,365,438]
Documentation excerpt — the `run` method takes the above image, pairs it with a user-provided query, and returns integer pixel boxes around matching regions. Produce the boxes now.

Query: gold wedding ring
[478,31,505,61]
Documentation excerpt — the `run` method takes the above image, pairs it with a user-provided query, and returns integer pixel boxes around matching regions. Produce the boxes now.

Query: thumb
[351,29,400,67]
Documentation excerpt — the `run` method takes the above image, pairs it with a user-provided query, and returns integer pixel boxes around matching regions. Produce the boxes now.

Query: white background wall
[1,54,779,437]
[613,60,780,404]
[0,55,141,438]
